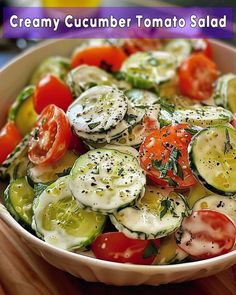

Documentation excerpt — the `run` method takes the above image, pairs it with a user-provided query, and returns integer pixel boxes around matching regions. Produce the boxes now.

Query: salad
[1,38,236,266]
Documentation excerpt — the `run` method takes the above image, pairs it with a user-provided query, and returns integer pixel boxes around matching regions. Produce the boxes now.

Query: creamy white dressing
[111,190,186,239]
[69,149,146,213]
[67,85,128,134]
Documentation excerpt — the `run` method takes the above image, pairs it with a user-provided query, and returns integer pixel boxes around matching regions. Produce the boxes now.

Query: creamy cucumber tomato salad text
[1,38,236,265]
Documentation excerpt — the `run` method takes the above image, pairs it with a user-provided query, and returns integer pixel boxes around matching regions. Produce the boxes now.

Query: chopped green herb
[160,98,175,114]
[165,177,178,187]
[135,105,149,109]
[151,147,183,181]
[143,241,159,259]
[160,198,172,219]
[185,127,199,136]
[88,122,100,130]
[224,129,232,154]
[117,168,124,176]
[124,113,137,125]
[41,118,47,126]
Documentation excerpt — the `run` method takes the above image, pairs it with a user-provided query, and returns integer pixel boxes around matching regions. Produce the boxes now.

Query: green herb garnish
[224,129,232,154]
[88,122,100,130]
[143,241,159,258]
[160,198,172,219]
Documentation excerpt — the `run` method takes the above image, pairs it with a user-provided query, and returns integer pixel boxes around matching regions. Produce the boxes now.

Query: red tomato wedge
[33,74,73,114]
[71,45,127,72]
[139,124,197,189]
[28,104,72,165]
[178,53,218,100]
[91,232,160,265]
[0,121,22,164]
[176,210,236,260]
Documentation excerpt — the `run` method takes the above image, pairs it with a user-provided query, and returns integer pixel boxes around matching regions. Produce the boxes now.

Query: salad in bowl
[1,38,236,270]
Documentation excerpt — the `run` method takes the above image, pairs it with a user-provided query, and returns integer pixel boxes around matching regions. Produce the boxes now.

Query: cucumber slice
[187,183,213,209]
[193,194,236,223]
[67,85,128,134]
[110,122,146,147]
[125,88,160,120]
[0,135,29,180]
[103,144,139,160]
[164,39,192,66]
[164,95,199,109]
[77,100,145,144]
[214,74,236,112]
[153,234,188,265]
[8,86,37,136]
[27,150,78,185]
[188,125,236,196]
[110,186,187,239]
[121,51,177,89]
[67,65,117,98]
[33,176,106,250]
[125,89,159,107]
[30,56,71,85]
[69,149,146,214]
[4,177,34,228]
[173,106,233,127]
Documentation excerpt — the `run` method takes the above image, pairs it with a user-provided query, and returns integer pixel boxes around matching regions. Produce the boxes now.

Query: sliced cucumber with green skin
[8,86,37,136]
[4,177,34,228]
[172,106,233,127]
[67,65,117,98]
[125,89,159,107]
[110,186,187,239]
[69,149,146,214]
[164,39,192,66]
[0,135,29,180]
[125,89,161,120]
[77,100,145,144]
[30,56,71,85]
[188,125,236,196]
[121,51,177,89]
[67,85,128,134]
[165,95,199,109]
[193,194,236,223]
[27,150,78,185]
[214,74,236,113]
[33,176,106,250]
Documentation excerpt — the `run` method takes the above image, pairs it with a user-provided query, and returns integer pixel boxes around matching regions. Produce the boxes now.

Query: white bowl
[1,39,236,286]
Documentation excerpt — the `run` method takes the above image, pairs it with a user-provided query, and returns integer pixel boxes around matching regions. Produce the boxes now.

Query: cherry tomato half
[176,210,236,260]
[139,124,197,189]
[71,45,127,72]
[33,74,73,114]
[178,53,218,100]
[91,232,160,265]
[0,121,22,164]
[28,104,72,165]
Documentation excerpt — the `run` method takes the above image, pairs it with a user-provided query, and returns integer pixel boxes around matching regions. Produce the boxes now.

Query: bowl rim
[1,38,236,271]
[2,207,236,271]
